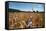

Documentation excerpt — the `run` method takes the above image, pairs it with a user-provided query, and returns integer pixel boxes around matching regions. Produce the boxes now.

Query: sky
[9,2,44,12]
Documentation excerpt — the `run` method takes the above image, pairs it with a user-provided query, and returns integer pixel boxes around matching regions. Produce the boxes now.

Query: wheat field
[8,12,45,29]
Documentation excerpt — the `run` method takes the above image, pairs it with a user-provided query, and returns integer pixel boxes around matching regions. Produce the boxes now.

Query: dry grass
[8,12,45,29]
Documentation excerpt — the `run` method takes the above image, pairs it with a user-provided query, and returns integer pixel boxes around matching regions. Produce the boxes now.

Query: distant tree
[37,10,39,13]
[33,11,35,13]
